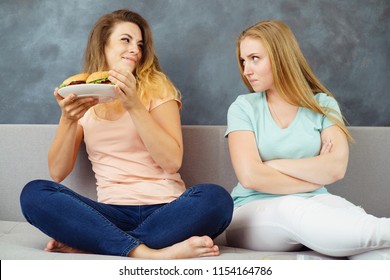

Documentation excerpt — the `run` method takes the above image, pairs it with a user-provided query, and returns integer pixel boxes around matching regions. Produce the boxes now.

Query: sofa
[0,124,389,260]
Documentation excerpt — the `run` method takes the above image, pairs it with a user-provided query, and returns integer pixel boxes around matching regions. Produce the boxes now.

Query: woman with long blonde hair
[20,9,233,259]
[225,19,390,259]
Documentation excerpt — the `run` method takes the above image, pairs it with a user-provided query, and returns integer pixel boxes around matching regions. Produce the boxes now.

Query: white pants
[225,194,390,259]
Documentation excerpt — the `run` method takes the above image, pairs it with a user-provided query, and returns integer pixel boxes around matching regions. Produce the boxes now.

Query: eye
[240,59,246,66]
[251,56,260,61]
[121,37,130,43]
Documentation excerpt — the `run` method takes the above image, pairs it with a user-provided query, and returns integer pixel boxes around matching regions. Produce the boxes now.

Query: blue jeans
[20,179,233,256]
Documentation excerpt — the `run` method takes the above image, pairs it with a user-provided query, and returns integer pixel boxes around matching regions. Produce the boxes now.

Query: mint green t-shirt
[225,92,342,207]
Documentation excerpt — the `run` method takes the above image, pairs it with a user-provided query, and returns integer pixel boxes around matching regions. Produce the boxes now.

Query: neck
[266,93,298,129]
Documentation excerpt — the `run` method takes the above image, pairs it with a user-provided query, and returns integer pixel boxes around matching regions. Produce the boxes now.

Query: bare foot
[45,239,90,254]
[128,236,220,259]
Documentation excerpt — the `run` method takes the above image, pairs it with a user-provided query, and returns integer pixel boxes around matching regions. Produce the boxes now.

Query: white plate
[58,84,116,103]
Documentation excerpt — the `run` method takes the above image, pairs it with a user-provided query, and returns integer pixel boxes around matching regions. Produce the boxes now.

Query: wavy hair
[83,9,180,104]
[236,20,352,142]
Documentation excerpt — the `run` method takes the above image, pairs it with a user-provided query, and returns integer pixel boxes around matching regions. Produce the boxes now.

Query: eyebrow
[240,52,259,59]
[121,33,143,44]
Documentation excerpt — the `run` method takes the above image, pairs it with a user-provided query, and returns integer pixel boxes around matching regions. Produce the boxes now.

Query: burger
[86,71,112,85]
[59,73,89,88]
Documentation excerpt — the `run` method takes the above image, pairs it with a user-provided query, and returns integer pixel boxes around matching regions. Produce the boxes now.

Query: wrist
[125,98,145,114]
[59,115,78,127]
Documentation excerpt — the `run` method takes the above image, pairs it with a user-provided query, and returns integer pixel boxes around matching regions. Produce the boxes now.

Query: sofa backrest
[0,125,389,222]
[327,127,390,218]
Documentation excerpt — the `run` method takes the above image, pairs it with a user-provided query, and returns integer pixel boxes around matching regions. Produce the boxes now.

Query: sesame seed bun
[86,71,110,84]
[59,73,89,88]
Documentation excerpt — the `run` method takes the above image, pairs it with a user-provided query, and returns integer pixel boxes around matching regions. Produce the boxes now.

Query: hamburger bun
[60,73,89,88]
[86,71,111,84]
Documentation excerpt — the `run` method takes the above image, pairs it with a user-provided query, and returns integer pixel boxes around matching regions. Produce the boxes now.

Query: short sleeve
[317,93,343,130]
[225,96,254,137]
[148,97,182,111]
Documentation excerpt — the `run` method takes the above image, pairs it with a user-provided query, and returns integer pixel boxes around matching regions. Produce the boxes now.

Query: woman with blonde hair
[225,19,390,259]
[20,9,233,259]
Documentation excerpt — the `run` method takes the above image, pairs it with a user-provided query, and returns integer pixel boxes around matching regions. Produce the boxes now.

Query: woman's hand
[54,88,98,122]
[108,68,141,110]
[107,68,183,173]
[320,139,332,155]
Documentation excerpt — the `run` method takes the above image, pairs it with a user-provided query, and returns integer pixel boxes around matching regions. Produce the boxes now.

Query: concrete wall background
[0,0,388,125]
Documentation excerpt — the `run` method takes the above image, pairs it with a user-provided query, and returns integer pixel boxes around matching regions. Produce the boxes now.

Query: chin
[251,86,263,92]
[115,63,136,73]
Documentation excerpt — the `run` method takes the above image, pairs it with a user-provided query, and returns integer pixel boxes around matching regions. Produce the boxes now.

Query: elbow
[237,171,258,190]
[324,153,348,184]
[162,157,183,175]
[332,168,346,182]
[48,165,70,183]
[240,179,257,190]
[164,165,181,175]
[49,172,65,183]
[234,164,266,190]
[331,158,348,182]
[323,165,347,185]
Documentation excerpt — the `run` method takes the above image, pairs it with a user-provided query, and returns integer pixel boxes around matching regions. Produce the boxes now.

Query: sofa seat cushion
[1,220,337,260]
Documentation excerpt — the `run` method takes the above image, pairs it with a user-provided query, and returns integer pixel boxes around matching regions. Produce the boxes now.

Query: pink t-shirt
[79,98,186,205]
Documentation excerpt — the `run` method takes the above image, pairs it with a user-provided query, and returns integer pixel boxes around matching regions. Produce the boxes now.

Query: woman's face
[104,21,143,72]
[239,37,274,93]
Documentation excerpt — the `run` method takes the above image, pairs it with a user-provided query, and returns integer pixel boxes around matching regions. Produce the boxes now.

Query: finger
[64,97,96,114]
[113,85,126,98]
[69,97,98,110]
[108,68,126,83]
[320,141,330,155]
[122,68,136,83]
[109,68,136,88]
[54,88,65,102]
[321,142,332,155]
[109,75,135,99]
[108,74,125,88]
[65,99,97,119]
[69,105,90,119]
[65,94,77,103]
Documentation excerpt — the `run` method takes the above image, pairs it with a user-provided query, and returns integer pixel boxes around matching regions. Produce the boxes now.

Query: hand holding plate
[54,88,98,122]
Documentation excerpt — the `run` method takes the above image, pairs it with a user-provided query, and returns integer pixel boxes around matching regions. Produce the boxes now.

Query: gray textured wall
[0,0,388,125]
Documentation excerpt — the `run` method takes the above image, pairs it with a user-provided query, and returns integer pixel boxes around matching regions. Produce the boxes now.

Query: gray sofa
[1,124,389,260]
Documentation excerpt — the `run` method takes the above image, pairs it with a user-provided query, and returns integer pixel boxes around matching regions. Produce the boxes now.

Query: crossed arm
[227,125,349,195]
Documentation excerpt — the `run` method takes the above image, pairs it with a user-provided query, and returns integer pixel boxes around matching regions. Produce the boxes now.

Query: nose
[129,42,140,55]
[243,63,253,76]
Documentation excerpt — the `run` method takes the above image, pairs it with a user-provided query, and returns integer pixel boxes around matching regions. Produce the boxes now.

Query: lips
[123,57,137,63]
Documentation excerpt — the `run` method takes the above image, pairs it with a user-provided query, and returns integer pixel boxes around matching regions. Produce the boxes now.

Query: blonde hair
[83,9,180,104]
[236,20,353,142]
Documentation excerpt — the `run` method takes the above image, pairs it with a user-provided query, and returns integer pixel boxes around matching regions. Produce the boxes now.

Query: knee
[193,183,234,218]
[210,184,233,207]
[20,179,55,211]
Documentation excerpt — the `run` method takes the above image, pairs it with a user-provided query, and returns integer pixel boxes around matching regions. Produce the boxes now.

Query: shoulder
[236,92,265,103]
[314,93,338,107]
[147,96,181,111]
[228,92,265,112]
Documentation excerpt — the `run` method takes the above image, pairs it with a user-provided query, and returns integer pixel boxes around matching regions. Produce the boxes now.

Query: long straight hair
[83,9,180,104]
[236,20,353,142]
